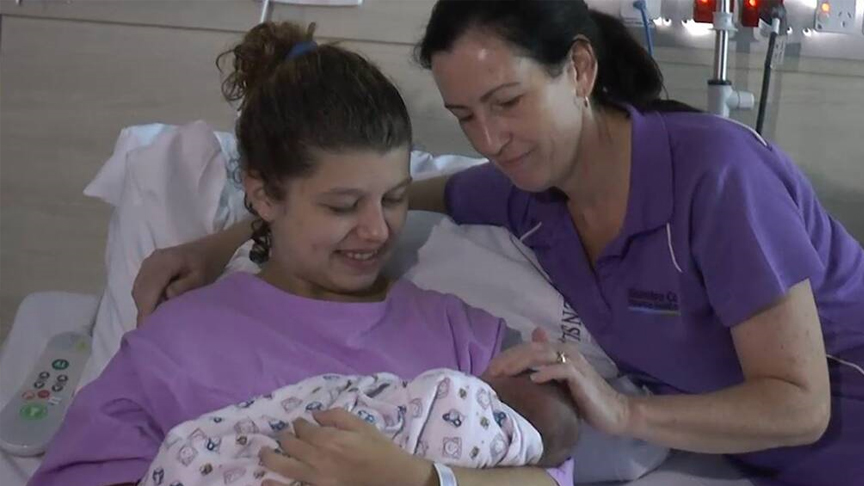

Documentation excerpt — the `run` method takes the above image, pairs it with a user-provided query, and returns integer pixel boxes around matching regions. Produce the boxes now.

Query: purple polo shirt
[446,106,864,485]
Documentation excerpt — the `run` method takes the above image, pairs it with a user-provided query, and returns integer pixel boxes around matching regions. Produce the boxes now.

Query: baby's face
[483,373,580,467]
[483,373,561,426]
[481,372,527,395]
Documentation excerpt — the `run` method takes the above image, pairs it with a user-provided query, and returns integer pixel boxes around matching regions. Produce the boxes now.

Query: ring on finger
[555,350,568,365]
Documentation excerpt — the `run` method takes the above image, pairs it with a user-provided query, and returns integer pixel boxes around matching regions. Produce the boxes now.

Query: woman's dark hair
[218,21,412,264]
[416,0,696,112]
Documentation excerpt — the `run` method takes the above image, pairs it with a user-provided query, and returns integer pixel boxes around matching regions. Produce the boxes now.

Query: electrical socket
[814,0,857,34]
[620,0,662,25]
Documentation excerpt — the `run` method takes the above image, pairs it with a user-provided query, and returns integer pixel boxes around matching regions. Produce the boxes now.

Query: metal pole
[713,0,731,81]
[259,0,272,24]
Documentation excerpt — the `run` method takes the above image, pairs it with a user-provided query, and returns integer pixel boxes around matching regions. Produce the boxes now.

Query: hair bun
[218,21,317,105]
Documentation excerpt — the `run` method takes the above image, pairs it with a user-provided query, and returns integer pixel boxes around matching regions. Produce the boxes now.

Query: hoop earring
[575,95,590,109]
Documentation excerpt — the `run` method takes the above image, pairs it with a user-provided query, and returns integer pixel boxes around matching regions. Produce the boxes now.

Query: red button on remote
[38,390,51,399]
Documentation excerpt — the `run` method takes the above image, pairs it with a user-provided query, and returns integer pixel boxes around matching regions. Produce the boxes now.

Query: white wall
[1,0,862,341]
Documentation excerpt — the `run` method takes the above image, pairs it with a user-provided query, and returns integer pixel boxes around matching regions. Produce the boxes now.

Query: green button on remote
[20,403,48,421]
[51,359,69,370]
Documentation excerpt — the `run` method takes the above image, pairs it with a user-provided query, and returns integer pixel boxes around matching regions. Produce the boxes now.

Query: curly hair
[217,21,412,264]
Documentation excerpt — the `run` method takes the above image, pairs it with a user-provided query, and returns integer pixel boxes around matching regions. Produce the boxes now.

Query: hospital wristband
[433,462,458,486]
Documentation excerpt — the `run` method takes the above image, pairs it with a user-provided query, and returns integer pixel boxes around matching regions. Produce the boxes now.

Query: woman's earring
[575,95,590,109]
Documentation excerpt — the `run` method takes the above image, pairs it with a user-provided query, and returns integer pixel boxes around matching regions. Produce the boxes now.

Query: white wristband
[433,462,458,486]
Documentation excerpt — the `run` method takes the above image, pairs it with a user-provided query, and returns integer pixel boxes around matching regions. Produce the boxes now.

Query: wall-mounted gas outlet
[621,0,662,25]
[814,0,857,34]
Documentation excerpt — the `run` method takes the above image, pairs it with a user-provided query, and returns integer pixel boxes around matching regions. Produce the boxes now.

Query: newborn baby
[140,368,580,486]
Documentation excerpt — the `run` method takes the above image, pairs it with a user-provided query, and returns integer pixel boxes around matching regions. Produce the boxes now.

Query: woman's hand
[132,241,222,325]
[485,328,632,437]
[132,221,253,326]
[260,409,435,486]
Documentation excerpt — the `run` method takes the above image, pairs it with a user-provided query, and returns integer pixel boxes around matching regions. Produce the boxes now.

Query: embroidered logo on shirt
[152,468,164,485]
[560,301,584,342]
[628,288,680,316]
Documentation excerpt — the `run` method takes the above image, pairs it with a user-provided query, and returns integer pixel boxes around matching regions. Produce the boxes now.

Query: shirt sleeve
[28,334,168,486]
[690,142,824,328]
[444,295,507,376]
[444,163,532,231]
[546,458,575,486]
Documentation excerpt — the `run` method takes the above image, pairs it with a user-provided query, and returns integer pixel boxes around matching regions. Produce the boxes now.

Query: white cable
[518,221,543,243]
[508,225,554,286]
[723,117,769,147]
[827,354,864,377]
[666,223,684,274]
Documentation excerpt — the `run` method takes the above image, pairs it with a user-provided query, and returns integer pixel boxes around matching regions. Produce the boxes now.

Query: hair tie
[286,41,317,61]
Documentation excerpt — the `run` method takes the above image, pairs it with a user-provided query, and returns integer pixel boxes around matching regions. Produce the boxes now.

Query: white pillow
[80,121,233,387]
[84,124,176,207]
[409,150,486,180]
[405,218,619,378]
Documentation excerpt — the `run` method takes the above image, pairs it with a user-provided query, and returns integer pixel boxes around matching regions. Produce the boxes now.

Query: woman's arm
[618,142,832,453]
[408,174,451,213]
[624,280,830,453]
[261,410,564,486]
[488,281,831,455]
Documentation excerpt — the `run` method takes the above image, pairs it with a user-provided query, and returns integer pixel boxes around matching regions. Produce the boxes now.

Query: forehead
[485,373,535,395]
[430,29,539,104]
[295,148,410,193]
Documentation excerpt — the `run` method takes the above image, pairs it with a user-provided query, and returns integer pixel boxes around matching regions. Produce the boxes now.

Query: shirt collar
[612,104,675,247]
[523,105,675,252]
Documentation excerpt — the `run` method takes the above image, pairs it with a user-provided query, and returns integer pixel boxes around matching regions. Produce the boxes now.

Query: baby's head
[484,373,580,467]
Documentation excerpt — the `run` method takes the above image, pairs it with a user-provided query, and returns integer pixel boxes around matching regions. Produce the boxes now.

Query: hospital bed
[0,122,755,486]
